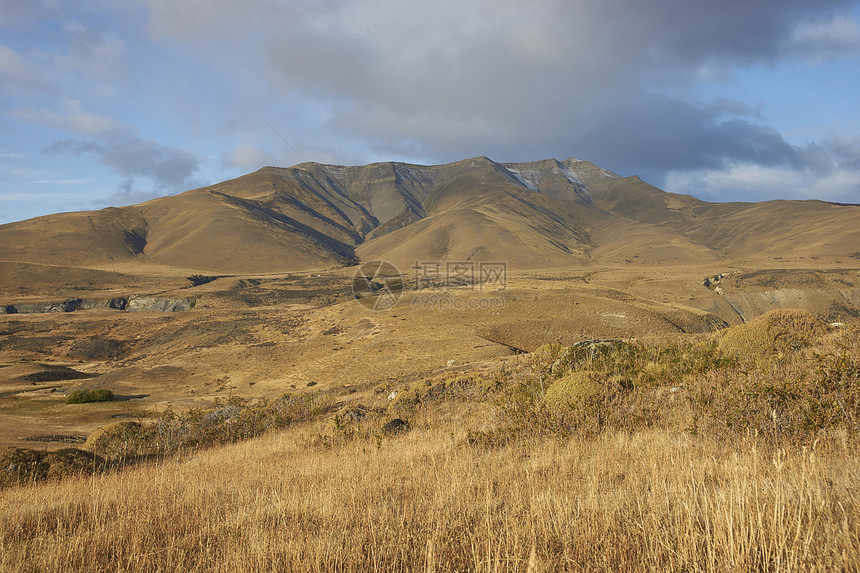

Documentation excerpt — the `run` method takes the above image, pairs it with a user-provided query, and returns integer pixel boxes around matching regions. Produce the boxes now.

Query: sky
[2,0,860,224]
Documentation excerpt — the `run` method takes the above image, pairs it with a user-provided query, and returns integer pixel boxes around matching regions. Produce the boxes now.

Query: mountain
[0,157,858,274]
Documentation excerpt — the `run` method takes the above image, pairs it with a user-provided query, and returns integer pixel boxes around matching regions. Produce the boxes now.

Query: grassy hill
[1,156,858,275]
[1,154,859,570]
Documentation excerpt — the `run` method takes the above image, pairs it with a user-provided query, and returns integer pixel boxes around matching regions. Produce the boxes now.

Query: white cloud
[12,99,120,136]
[789,12,860,60]
[0,44,53,93]
[33,178,95,184]
[59,20,127,81]
[665,163,860,203]
[223,144,281,170]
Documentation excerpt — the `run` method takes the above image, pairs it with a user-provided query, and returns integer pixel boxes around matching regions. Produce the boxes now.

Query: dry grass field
[2,424,857,572]
[2,156,859,570]
[1,310,858,571]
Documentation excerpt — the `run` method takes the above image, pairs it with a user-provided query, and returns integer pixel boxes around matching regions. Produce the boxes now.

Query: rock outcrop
[3,296,194,314]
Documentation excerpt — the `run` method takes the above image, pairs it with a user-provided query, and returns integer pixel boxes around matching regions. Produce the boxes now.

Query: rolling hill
[0,156,858,274]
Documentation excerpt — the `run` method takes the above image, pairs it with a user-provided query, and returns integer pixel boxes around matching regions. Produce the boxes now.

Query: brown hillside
[0,156,858,275]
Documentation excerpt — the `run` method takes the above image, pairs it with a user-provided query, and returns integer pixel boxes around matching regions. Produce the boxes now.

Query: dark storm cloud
[236,0,852,167]
[576,94,800,173]
[142,0,860,199]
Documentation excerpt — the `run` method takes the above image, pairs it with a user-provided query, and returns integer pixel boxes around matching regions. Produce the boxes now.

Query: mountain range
[1,156,858,273]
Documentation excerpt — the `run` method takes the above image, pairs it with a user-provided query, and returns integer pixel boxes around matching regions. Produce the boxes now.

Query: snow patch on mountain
[561,158,621,182]
[501,161,594,205]
[503,167,538,191]
[556,163,593,205]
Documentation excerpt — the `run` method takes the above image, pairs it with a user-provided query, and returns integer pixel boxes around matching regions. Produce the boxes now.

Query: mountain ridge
[1,156,858,274]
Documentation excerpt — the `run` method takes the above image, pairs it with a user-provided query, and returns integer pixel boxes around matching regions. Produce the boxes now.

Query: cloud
[577,94,801,173]
[139,0,858,176]
[222,143,282,171]
[12,99,121,136]
[59,20,128,81]
[33,178,95,185]
[96,178,166,207]
[788,12,860,61]
[3,0,854,208]
[665,163,860,204]
[0,44,53,94]
[665,138,860,203]
[45,135,200,191]
[0,0,50,28]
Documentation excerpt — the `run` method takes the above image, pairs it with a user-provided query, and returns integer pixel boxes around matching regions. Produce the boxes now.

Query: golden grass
[718,309,830,360]
[1,416,857,572]
[2,313,858,571]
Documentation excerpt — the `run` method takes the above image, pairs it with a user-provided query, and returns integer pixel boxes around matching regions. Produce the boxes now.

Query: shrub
[83,394,336,461]
[0,447,104,489]
[694,324,860,444]
[544,371,602,410]
[82,421,145,460]
[718,309,830,361]
[68,338,127,360]
[66,389,114,404]
[187,274,218,286]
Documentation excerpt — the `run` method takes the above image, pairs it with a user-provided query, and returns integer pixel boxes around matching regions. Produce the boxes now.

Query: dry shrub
[387,374,483,418]
[492,312,857,446]
[1,314,859,570]
[695,320,860,444]
[0,447,104,489]
[718,308,830,361]
[83,394,335,462]
[83,421,145,460]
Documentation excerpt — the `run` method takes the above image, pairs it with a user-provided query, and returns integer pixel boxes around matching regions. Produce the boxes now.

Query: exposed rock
[382,418,409,435]
[125,296,196,312]
[2,297,129,314]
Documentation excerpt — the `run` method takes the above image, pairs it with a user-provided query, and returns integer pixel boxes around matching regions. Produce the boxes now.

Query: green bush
[718,309,830,362]
[544,371,602,409]
[66,389,114,404]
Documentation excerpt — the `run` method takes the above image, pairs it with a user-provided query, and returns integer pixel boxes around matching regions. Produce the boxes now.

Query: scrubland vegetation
[1,309,858,571]
[65,388,114,404]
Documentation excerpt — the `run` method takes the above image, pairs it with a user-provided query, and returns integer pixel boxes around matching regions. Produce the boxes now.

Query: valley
[1,156,859,571]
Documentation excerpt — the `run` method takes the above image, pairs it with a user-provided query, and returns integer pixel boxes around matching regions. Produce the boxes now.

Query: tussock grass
[1,423,857,571]
[0,447,104,489]
[1,309,858,570]
[82,394,336,462]
[718,309,831,360]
